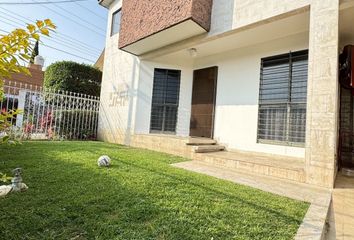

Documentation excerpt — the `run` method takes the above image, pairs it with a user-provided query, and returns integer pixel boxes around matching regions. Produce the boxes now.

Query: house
[4,42,45,92]
[98,0,354,237]
[94,49,105,71]
[2,60,45,113]
[4,62,44,91]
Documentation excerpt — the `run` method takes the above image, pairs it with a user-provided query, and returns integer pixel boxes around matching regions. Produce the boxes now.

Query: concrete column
[16,90,27,128]
[305,0,340,188]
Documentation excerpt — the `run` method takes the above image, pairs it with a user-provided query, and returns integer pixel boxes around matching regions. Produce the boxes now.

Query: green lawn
[0,141,309,240]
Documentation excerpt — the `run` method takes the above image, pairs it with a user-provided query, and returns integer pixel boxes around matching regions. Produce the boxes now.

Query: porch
[130,134,306,183]
[131,1,354,187]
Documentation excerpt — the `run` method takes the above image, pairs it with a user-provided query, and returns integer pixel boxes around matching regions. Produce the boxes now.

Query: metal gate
[1,81,100,140]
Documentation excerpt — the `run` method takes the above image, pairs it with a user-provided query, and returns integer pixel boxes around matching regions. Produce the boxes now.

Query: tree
[0,19,56,143]
[29,40,39,64]
[44,61,102,96]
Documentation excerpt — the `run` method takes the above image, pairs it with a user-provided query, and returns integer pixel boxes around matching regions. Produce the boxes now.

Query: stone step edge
[195,156,306,182]
[185,139,217,146]
[186,142,217,146]
[195,154,305,171]
[193,145,226,153]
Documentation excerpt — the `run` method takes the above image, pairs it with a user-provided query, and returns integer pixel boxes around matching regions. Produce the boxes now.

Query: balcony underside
[121,19,207,56]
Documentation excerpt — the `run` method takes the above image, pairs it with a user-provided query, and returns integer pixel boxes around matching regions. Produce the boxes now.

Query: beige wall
[232,0,309,29]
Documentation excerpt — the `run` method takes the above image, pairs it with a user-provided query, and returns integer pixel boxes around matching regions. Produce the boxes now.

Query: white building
[98,0,354,237]
[97,0,354,199]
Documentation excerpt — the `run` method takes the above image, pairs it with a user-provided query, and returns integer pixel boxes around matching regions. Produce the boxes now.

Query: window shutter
[150,69,181,134]
[257,50,308,146]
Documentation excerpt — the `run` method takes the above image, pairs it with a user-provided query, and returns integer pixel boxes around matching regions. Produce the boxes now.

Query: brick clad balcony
[119,0,213,55]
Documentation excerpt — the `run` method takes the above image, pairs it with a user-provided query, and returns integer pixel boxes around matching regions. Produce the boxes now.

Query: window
[111,9,121,36]
[150,69,181,134]
[257,50,308,146]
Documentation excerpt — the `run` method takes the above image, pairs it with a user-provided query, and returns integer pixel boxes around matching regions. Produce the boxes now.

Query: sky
[0,0,108,68]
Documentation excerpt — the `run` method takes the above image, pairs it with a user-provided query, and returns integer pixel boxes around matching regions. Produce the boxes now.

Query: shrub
[44,61,102,97]
[54,109,98,140]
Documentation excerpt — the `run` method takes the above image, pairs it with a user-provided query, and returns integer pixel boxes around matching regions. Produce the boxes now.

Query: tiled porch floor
[197,150,305,170]
[193,150,306,182]
[332,173,354,240]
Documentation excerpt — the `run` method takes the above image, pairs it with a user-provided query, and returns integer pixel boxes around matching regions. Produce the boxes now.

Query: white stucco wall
[134,60,194,137]
[131,32,309,157]
[98,0,140,144]
[99,0,310,157]
[193,32,309,157]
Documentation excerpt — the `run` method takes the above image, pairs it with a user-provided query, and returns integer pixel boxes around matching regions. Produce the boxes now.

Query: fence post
[16,89,27,128]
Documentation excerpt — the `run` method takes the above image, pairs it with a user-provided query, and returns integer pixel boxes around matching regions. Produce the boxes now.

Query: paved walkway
[172,160,331,240]
[332,173,354,240]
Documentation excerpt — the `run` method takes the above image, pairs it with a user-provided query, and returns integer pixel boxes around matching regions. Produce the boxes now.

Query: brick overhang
[119,0,213,55]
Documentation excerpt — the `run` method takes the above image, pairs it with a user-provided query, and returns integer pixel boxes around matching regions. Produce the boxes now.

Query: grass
[0,141,309,240]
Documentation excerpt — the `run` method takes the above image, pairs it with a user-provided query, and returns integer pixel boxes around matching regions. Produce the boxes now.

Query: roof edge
[98,0,114,9]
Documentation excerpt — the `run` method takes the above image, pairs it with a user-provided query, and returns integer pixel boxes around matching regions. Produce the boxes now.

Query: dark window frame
[257,50,309,147]
[150,68,181,134]
[111,9,121,36]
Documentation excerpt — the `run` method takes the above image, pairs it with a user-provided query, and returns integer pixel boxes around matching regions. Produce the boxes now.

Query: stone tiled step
[194,151,306,183]
[193,145,225,153]
[332,173,354,239]
[185,137,217,146]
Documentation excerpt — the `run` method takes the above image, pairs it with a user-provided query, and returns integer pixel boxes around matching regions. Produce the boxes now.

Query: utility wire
[0,13,100,58]
[0,27,96,63]
[0,7,103,53]
[1,18,20,29]
[42,43,94,63]
[0,10,101,57]
[0,0,88,4]
[74,1,107,22]
[52,2,104,31]
[33,0,105,37]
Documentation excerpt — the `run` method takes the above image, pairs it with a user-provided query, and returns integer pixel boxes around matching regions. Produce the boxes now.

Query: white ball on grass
[97,155,111,167]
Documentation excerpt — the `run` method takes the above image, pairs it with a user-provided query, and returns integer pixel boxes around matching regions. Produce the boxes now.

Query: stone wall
[130,134,195,159]
[232,0,309,29]
[305,0,340,188]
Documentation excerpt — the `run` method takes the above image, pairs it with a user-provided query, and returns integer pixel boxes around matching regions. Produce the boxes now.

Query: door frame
[189,66,218,139]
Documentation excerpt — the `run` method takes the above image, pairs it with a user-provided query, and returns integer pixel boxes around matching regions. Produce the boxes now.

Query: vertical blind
[257,50,308,145]
[150,68,181,134]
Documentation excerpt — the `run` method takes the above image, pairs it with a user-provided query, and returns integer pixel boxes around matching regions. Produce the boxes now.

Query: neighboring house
[94,49,105,71]
[2,62,44,112]
[98,0,354,192]
[4,63,44,91]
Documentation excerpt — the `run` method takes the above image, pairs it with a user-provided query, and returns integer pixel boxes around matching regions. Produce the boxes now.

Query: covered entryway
[332,4,354,240]
[338,3,354,175]
[189,66,218,138]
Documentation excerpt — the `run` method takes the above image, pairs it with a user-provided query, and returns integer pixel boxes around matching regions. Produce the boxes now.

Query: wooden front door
[189,66,218,138]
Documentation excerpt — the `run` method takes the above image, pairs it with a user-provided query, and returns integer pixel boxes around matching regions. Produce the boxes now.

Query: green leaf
[1,135,9,143]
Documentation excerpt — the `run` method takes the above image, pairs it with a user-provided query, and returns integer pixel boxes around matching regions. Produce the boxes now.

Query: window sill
[149,130,176,135]
[257,139,305,148]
